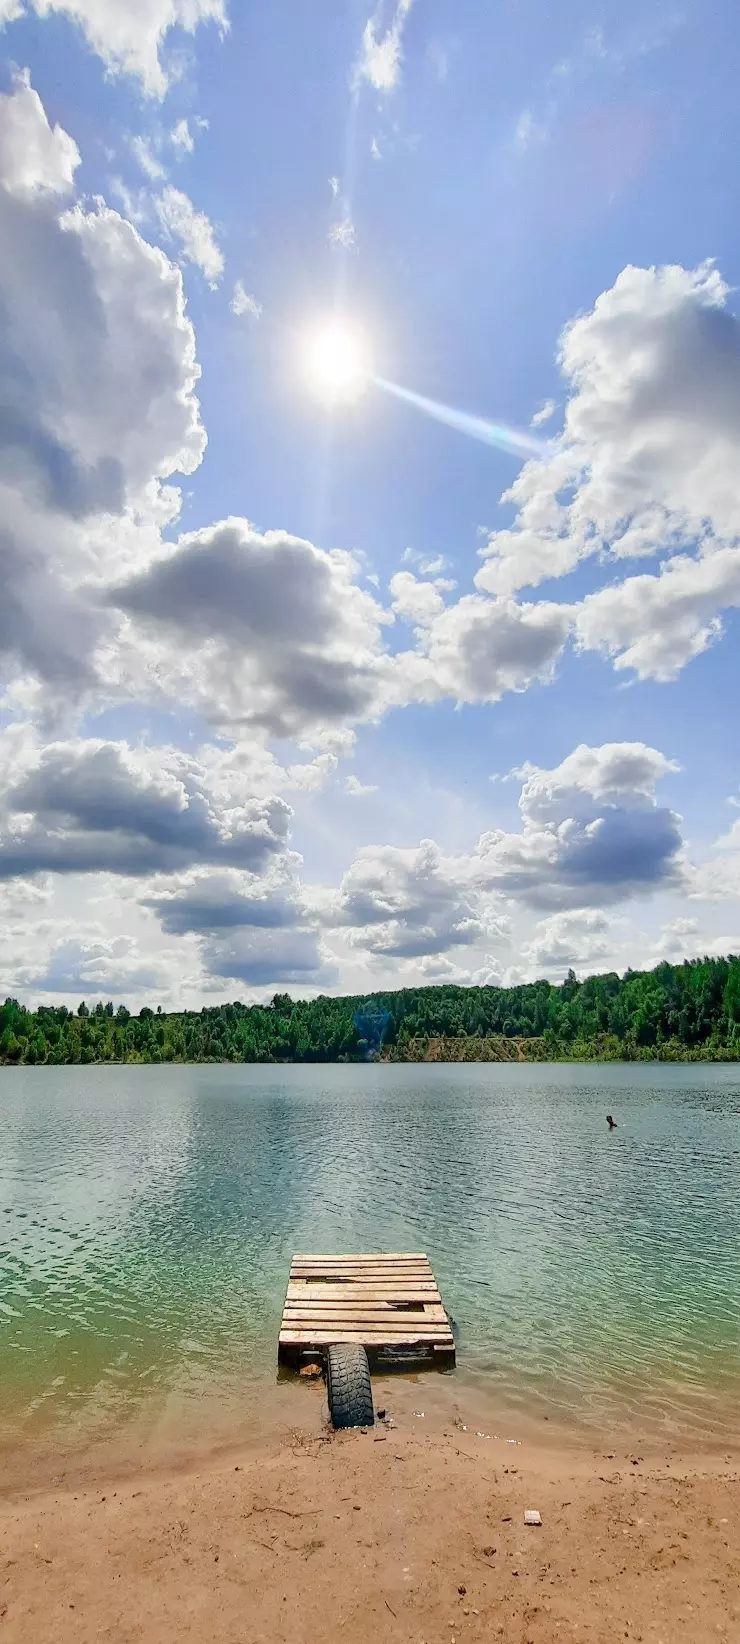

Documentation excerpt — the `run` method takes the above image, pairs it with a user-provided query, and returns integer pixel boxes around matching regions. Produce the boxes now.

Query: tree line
[2,955,740,1065]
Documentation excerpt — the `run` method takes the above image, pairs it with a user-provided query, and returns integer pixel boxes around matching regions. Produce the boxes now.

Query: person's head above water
[606,1114,617,1129]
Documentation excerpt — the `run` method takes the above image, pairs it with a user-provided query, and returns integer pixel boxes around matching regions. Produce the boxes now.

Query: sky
[1,0,740,1009]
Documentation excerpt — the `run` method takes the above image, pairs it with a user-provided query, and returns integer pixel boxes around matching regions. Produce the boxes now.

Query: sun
[303,320,369,402]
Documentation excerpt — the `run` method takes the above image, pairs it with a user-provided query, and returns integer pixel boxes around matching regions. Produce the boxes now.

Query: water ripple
[1,1062,740,1443]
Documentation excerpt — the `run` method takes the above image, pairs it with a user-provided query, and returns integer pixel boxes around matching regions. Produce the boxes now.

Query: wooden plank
[283,1297,444,1309]
[283,1309,449,1324]
[290,1266,432,1276]
[289,1262,434,1275]
[290,1269,433,1279]
[283,1323,449,1334]
[293,1253,428,1262]
[286,1282,440,1295]
[289,1277,435,1287]
[280,1331,453,1342]
[278,1330,453,1345]
[286,1279,440,1291]
[290,1260,432,1271]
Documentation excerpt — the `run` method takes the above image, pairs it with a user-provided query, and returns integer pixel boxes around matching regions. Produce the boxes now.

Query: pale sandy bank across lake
[1,1375,738,1644]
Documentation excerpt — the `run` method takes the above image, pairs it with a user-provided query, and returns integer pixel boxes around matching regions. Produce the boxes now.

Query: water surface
[1,1062,739,1449]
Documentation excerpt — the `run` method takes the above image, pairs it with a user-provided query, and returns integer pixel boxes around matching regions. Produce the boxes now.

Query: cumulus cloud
[329,839,502,960]
[3,0,227,98]
[521,908,612,976]
[355,0,414,92]
[0,734,291,879]
[27,933,163,996]
[389,570,446,628]
[574,543,740,680]
[140,864,331,989]
[692,817,740,903]
[0,76,205,703]
[231,279,261,318]
[145,866,304,934]
[650,917,701,963]
[0,69,80,195]
[476,262,740,679]
[106,519,392,740]
[345,775,378,797]
[154,185,224,285]
[394,587,573,706]
[474,742,684,909]
[201,926,329,988]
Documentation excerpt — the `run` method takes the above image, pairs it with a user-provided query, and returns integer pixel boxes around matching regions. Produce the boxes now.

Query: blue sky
[1,0,740,1005]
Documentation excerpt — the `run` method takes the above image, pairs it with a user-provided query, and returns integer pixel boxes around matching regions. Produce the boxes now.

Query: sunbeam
[374,376,549,460]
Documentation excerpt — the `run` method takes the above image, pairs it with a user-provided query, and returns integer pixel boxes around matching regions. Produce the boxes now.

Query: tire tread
[327,1343,374,1429]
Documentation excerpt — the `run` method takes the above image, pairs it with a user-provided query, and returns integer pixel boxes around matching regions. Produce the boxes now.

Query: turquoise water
[1,1061,739,1445]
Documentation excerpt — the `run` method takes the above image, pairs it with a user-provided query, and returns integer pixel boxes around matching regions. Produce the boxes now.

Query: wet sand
[1,1376,738,1643]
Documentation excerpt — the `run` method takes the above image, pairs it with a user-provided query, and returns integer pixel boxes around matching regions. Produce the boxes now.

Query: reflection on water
[1,1061,739,1446]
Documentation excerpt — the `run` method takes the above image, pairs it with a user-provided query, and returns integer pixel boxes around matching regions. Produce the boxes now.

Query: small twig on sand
[384,1599,397,1617]
[249,1504,320,1518]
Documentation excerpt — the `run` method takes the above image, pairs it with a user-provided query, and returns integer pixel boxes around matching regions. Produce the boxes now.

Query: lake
[1,1061,739,1454]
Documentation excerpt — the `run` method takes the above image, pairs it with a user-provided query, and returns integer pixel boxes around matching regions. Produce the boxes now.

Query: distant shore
[3,956,740,1065]
[2,1036,740,1066]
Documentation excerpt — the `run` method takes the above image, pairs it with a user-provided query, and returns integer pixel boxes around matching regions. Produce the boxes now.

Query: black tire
[326,1343,375,1429]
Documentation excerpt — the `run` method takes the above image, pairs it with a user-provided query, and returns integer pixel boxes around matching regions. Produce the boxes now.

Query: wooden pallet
[278,1252,455,1368]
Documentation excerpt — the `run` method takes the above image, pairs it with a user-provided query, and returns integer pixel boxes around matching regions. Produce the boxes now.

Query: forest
[2,954,740,1065]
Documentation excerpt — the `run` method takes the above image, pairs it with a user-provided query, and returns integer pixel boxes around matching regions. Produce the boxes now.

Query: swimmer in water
[606,1114,617,1130]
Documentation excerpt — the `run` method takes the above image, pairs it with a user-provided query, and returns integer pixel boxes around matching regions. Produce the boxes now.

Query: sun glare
[303,320,369,402]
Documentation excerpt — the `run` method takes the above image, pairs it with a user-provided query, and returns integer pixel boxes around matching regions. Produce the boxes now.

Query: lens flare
[374,376,548,460]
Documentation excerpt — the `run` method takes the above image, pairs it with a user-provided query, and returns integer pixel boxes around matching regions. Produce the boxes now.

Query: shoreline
[1,1375,737,1643]
[3,1047,740,1066]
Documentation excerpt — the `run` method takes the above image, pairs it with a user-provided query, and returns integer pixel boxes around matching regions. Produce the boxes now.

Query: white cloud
[170,118,194,155]
[474,742,684,910]
[355,0,414,93]
[0,69,80,195]
[231,279,261,319]
[392,588,573,707]
[0,77,205,703]
[650,916,701,963]
[328,215,357,250]
[105,519,393,741]
[345,775,378,796]
[155,185,224,286]
[7,0,227,98]
[0,732,292,879]
[531,398,556,428]
[144,864,304,934]
[202,926,330,988]
[401,546,450,575]
[521,909,612,976]
[330,839,503,960]
[575,543,740,681]
[477,262,740,682]
[389,570,446,628]
[129,133,166,181]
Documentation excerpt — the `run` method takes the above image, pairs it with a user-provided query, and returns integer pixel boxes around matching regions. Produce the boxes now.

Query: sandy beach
[1,1376,737,1644]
